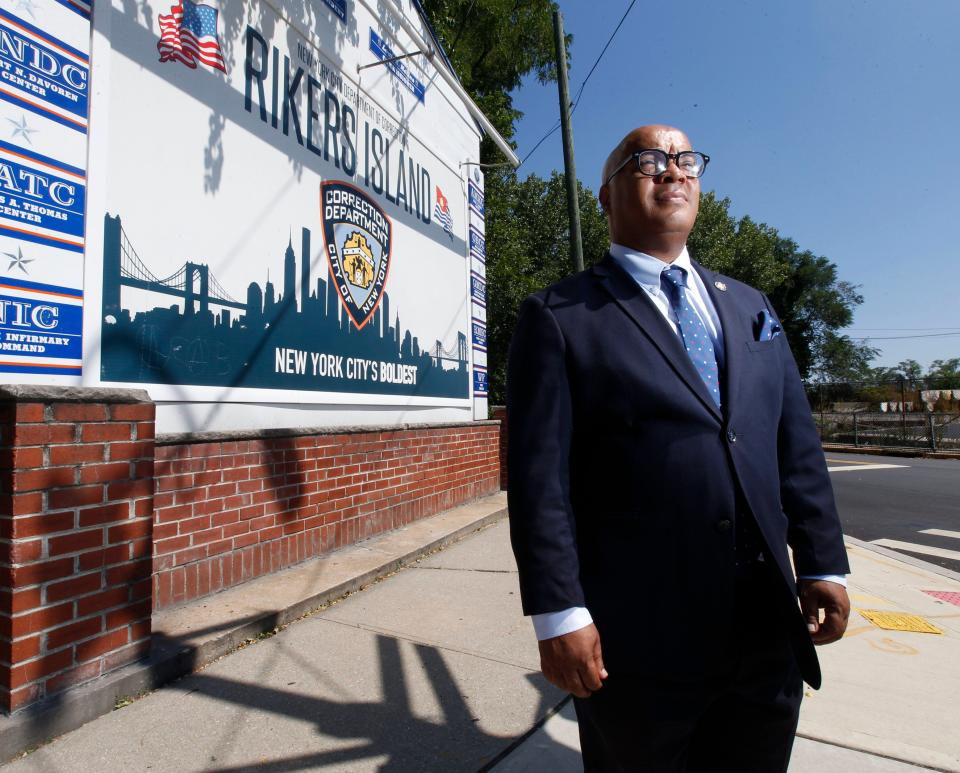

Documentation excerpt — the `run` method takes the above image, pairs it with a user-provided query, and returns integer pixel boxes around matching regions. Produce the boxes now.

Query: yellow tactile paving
[857,609,943,634]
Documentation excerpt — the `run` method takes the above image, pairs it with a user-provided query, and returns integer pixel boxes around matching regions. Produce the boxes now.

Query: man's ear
[598,184,610,214]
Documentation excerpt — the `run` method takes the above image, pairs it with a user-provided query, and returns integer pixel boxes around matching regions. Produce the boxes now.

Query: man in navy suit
[507,125,851,771]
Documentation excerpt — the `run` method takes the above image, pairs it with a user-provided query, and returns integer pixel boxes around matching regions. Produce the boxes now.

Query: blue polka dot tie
[660,266,722,408]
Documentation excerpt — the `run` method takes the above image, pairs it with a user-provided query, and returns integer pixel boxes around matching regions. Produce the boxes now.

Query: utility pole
[552,10,583,273]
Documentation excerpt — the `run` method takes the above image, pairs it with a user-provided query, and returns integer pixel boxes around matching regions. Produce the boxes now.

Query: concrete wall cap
[157,420,501,446]
[0,385,152,404]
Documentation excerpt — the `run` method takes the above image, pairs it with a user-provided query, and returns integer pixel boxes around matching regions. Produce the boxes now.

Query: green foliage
[690,192,870,381]
[485,170,608,403]
[419,0,870,397]
[927,358,960,381]
[419,0,563,155]
[895,359,924,385]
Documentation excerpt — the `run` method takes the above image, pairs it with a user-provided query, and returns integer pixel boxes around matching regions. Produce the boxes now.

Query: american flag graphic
[434,186,453,235]
[157,0,227,72]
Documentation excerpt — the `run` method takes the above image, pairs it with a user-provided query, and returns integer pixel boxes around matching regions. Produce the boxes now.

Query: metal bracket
[358,50,424,72]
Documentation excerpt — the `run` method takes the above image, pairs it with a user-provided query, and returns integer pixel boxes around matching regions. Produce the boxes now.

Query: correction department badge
[320,181,392,330]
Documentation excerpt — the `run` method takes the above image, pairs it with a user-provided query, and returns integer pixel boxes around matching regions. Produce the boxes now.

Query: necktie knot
[661,266,688,292]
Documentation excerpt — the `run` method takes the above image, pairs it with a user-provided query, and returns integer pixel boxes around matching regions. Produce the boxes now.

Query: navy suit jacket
[506,253,850,688]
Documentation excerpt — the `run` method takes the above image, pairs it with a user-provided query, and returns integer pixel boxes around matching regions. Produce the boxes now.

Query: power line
[519,121,562,167]
[519,0,638,168]
[849,332,960,341]
[847,327,960,332]
[570,0,638,115]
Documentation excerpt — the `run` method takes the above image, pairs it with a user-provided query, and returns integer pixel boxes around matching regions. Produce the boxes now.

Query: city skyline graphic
[99,214,469,398]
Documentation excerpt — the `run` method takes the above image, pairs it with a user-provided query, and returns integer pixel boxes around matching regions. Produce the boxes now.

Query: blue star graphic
[4,247,33,274]
[14,0,37,18]
[7,114,36,145]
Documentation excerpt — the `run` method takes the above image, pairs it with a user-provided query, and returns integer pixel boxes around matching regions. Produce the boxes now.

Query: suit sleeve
[507,294,585,615]
[766,296,851,578]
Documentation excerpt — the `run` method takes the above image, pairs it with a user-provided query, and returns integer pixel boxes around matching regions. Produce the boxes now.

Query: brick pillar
[491,406,507,490]
[0,386,154,713]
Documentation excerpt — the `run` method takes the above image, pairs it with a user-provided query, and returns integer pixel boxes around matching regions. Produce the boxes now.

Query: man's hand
[798,579,850,645]
[538,623,608,698]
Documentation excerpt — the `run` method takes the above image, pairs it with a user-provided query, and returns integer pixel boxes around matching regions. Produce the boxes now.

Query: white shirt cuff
[530,607,594,640]
[798,574,847,587]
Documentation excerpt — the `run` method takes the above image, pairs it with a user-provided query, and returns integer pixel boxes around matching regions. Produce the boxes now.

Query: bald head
[601,125,693,189]
[598,124,701,262]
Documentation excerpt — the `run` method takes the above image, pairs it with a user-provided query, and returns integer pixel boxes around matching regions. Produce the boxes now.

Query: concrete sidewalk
[496,534,960,773]
[3,500,959,771]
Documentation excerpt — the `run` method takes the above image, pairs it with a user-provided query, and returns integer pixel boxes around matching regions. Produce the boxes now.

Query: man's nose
[658,158,687,182]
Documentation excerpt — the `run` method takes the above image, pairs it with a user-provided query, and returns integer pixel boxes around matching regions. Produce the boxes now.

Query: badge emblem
[321,181,392,330]
[714,281,727,292]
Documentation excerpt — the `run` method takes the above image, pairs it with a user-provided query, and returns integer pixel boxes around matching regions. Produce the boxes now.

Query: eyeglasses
[604,149,710,185]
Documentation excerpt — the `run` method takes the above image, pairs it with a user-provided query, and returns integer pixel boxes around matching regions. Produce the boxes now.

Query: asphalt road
[825,451,960,575]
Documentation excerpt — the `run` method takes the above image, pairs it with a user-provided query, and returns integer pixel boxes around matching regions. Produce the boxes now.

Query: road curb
[0,497,509,763]
[794,732,955,773]
[823,444,960,461]
[843,535,960,583]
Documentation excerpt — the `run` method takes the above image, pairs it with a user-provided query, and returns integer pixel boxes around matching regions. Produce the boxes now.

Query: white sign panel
[0,0,89,378]
[83,0,481,407]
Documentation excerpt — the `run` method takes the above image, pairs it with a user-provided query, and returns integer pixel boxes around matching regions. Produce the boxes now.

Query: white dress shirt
[530,243,846,641]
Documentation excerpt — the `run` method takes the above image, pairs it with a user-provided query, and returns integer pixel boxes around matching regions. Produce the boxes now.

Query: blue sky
[509,0,959,370]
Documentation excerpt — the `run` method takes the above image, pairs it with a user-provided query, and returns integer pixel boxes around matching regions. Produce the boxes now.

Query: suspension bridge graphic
[103,215,246,317]
[99,213,469,398]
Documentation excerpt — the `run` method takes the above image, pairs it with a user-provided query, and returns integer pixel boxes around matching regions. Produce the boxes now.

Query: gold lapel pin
[714,281,727,292]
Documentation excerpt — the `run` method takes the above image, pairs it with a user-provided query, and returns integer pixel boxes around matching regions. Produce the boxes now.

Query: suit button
[726,429,737,443]
[716,518,732,532]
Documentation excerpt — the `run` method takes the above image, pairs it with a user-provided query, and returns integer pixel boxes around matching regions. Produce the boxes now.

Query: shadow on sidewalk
[162,633,579,772]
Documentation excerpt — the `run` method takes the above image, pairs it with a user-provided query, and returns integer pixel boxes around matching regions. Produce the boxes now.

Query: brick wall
[491,406,508,490]
[152,424,501,610]
[0,388,154,713]
[0,384,500,714]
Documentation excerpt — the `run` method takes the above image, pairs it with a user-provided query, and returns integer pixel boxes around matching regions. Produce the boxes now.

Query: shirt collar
[608,243,694,293]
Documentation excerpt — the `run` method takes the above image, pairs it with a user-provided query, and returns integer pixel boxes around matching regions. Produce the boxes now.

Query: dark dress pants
[573,562,804,773]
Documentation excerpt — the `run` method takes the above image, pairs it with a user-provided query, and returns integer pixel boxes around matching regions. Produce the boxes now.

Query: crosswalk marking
[920,528,960,540]
[827,463,908,472]
[870,538,960,562]
[826,457,898,465]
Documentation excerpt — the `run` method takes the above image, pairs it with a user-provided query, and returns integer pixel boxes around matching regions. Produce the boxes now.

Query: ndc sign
[0,13,89,121]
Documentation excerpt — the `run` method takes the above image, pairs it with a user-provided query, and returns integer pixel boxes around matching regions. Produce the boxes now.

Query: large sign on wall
[82,0,481,407]
[0,0,90,378]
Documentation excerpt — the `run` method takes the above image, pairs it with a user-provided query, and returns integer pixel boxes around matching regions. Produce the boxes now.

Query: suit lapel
[692,260,744,419]
[594,255,722,422]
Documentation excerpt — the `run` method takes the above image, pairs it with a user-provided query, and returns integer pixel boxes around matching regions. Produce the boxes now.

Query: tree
[927,358,960,384]
[420,0,563,150]
[421,1,572,404]
[689,192,872,381]
[420,2,868,397]
[810,332,880,383]
[485,172,607,403]
[895,359,924,386]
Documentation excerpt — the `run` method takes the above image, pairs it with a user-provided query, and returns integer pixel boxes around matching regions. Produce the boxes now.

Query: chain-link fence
[805,378,960,452]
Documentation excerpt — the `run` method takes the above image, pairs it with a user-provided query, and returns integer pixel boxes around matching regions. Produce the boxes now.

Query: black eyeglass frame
[604,149,711,186]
